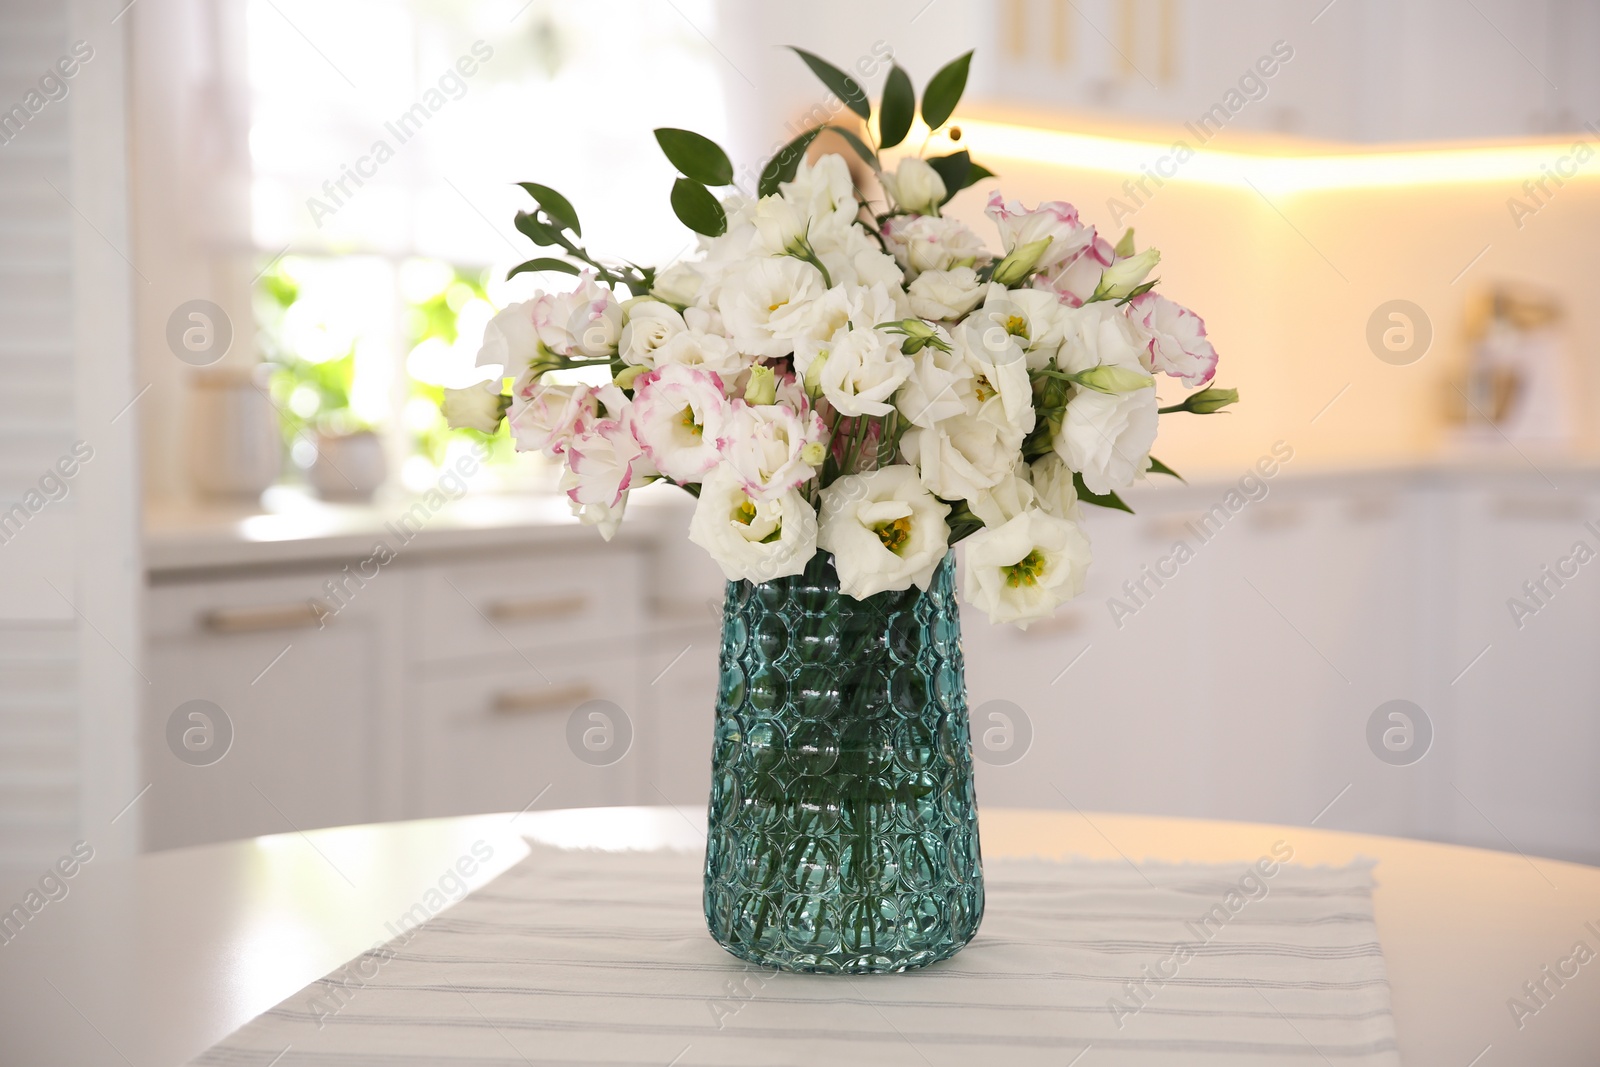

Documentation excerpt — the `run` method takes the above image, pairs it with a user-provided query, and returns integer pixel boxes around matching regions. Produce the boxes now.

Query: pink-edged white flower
[1056,301,1152,375]
[506,375,598,455]
[1036,233,1115,306]
[718,398,826,501]
[564,403,655,512]
[881,156,948,216]
[688,464,817,583]
[985,192,1101,275]
[963,508,1091,628]
[1129,292,1219,388]
[630,364,730,483]
[533,273,622,357]
[881,214,988,279]
[818,465,951,598]
[559,466,629,541]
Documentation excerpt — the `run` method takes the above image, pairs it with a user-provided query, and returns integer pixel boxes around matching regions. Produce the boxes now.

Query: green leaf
[922,50,973,130]
[669,177,727,237]
[878,64,915,148]
[1146,456,1185,482]
[514,210,561,247]
[1072,471,1134,513]
[653,128,734,186]
[826,124,879,171]
[790,47,870,120]
[515,182,580,236]
[507,257,582,280]
[758,126,823,197]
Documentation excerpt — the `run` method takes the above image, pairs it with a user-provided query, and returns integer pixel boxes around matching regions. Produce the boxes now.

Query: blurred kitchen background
[4,0,1600,893]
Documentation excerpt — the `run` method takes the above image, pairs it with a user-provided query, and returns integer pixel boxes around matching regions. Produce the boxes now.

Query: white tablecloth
[192,842,1399,1065]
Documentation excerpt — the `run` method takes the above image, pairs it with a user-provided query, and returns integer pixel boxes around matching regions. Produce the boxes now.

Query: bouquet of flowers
[444,48,1236,628]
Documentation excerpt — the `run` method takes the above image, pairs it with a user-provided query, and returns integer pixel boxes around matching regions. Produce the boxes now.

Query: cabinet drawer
[411,656,640,818]
[413,550,645,664]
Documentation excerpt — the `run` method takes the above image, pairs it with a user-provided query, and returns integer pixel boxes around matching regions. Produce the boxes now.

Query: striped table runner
[192,843,1400,1065]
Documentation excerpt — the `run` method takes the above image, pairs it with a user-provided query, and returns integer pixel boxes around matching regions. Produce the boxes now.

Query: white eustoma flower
[881,156,947,216]
[778,154,858,241]
[821,228,913,297]
[907,266,985,321]
[963,508,1091,628]
[440,383,504,434]
[968,462,1037,528]
[1128,292,1219,388]
[776,281,898,351]
[1055,385,1158,496]
[688,465,817,583]
[991,285,1074,367]
[881,214,988,279]
[618,298,687,367]
[651,262,703,307]
[475,299,542,378]
[718,398,826,501]
[900,392,1027,504]
[630,364,729,483]
[717,257,827,358]
[652,328,746,379]
[1056,300,1152,375]
[749,194,815,256]
[794,326,911,418]
[506,377,597,455]
[1028,453,1082,521]
[818,466,951,598]
[953,299,1038,434]
[896,336,971,429]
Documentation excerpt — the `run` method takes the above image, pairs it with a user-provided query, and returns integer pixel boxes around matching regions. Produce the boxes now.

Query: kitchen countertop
[144,454,1600,575]
[143,482,695,575]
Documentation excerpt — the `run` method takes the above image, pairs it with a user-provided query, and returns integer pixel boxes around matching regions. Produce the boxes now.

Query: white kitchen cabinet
[1441,478,1600,863]
[144,570,401,850]
[410,653,641,818]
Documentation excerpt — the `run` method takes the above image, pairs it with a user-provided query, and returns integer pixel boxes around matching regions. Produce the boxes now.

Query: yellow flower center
[873,516,914,555]
[767,300,787,313]
[974,375,996,403]
[1004,314,1029,339]
[1003,548,1048,588]
[679,405,702,437]
[732,500,757,525]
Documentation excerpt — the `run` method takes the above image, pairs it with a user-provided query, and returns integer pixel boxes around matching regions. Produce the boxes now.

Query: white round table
[1,807,1595,1065]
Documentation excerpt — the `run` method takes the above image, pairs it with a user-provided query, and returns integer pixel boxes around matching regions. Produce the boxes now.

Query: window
[243,0,726,491]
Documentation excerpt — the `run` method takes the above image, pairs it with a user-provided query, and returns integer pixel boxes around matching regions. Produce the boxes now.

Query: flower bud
[802,348,829,400]
[613,364,649,390]
[881,156,947,216]
[744,364,777,405]
[1072,365,1155,394]
[990,236,1053,286]
[800,441,827,466]
[1093,248,1161,300]
[1178,386,1239,414]
[441,384,507,433]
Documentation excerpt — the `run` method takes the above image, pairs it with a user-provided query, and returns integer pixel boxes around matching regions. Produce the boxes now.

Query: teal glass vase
[703,551,984,973]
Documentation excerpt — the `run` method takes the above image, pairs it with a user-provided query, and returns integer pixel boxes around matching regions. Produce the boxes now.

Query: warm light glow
[952,118,1600,195]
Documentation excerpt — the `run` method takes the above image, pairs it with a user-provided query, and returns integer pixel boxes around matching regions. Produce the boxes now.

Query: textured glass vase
[703,551,984,973]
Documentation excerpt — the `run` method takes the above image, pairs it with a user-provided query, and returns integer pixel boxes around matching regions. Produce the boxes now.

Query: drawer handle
[491,682,595,715]
[201,601,327,633]
[484,593,588,623]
